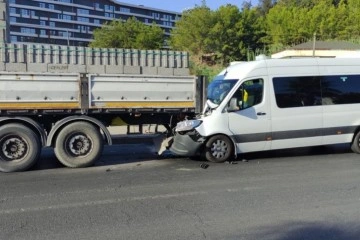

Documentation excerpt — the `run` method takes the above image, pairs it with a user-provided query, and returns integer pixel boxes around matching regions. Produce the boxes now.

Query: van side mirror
[227,98,239,112]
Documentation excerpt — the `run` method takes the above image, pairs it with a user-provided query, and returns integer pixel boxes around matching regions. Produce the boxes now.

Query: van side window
[273,75,360,108]
[231,79,263,110]
[322,75,360,105]
[273,76,321,108]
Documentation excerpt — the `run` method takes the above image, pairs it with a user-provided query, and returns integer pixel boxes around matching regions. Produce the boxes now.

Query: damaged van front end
[169,119,206,157]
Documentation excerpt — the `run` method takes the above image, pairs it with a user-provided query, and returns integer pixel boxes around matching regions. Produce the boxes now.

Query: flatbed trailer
[0,72,204,172]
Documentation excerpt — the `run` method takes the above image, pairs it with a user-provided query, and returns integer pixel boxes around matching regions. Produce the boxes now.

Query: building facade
[6,0,181,46]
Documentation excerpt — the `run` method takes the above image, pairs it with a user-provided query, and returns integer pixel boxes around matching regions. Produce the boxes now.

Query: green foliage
[170,5,213,55]
[266,0,360,46]
[90,17,164,49]
[170,4,266,65]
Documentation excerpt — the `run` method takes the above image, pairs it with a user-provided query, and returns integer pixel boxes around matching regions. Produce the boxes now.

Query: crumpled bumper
[169,131,204,156]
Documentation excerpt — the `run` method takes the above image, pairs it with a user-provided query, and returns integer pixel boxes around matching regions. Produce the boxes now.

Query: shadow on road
[241,143,352,161]
[31,137,353,171]
[31,140,177,171]
[248,221,360,240]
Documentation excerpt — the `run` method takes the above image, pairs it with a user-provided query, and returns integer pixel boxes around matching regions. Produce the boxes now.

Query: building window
[94,3,101,9]
[152,13,160,19]
[21,27,36,34]
[49,4,55,10]
[11,36,17,42]
[58,0,72,2]
[94,19,100,25]
[77,9,89,15]
[49,22,55,27]
[59,14,72,20]
[40,20,46,26]
[9,0,16,4]
[40,29,46,35]
[10,17,16,23]
[20,9,30,17]
[39,2,46,8]
[78,25,90,33]
[105,13,114,18]
[77,17,89,22]
[163,14,172,20]
[120,7,130,13]
[104,5,115,12]
[10,8,16,14]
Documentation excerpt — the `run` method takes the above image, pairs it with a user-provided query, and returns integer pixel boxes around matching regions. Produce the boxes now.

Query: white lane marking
[0,191,207,215]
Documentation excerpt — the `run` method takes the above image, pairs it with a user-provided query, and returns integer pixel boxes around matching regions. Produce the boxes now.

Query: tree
[170,5,213,55]
[258,0,276,15]
[208,5,242,64]
[90,17,164,49]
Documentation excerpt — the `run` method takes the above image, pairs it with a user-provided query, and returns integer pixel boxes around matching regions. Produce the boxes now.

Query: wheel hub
[2,137,27,160]
[68,135,92,156]
[211,140,227,158]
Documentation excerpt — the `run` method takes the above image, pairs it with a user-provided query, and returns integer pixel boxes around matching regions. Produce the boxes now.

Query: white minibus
[170,58,360,162]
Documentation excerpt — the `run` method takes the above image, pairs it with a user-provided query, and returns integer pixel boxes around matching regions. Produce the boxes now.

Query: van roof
[215,58,360,80]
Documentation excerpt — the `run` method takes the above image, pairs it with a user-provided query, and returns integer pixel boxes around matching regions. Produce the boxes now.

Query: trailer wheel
[351,131,360,153]
[205,135,233,163]
[54,122,103,168]
[0,124,41,172]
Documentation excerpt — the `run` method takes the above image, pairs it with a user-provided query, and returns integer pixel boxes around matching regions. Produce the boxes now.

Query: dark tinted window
[273,76,321,108]
[321,75,360,105]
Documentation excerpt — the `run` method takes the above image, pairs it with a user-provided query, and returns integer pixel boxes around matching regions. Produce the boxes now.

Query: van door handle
[257,112,266,116]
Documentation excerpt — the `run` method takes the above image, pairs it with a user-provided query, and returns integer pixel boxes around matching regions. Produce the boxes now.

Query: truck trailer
[0,72,204,172]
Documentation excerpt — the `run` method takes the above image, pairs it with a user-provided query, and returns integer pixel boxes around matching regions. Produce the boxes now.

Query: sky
[120,0,259,13]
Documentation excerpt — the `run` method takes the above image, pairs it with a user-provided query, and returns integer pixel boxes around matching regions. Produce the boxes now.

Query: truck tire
[351,131,360,153]
[205,135,233,163]
[0,123,41,172]
[54,122,104,168]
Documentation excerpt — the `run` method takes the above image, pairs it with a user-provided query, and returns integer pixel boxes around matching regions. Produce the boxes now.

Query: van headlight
[175,120,202,132]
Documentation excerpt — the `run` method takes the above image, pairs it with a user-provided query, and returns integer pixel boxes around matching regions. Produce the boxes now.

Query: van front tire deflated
[205,135,234,163]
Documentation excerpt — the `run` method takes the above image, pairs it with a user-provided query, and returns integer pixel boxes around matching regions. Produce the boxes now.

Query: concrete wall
[0,43,190,75]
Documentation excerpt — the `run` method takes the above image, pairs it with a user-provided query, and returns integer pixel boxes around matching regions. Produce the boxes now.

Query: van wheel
[0,124,41,172]
[205,135,233,163]
[54,122,103,168]
[351,131,360,153]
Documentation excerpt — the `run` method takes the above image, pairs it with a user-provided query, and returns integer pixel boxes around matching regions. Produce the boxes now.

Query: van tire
[54,122,103,168]
[205,135,233,163]
[351,131,360,153]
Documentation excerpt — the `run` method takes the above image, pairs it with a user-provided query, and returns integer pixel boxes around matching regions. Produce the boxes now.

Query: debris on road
[200,163,209,169]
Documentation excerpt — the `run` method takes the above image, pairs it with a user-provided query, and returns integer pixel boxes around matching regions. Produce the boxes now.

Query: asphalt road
[1,141,360,240]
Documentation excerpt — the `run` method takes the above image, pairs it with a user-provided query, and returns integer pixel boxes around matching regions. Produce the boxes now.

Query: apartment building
[5,0,181,46]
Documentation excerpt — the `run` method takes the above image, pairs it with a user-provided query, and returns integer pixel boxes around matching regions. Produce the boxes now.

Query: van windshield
[207,79,238,105]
